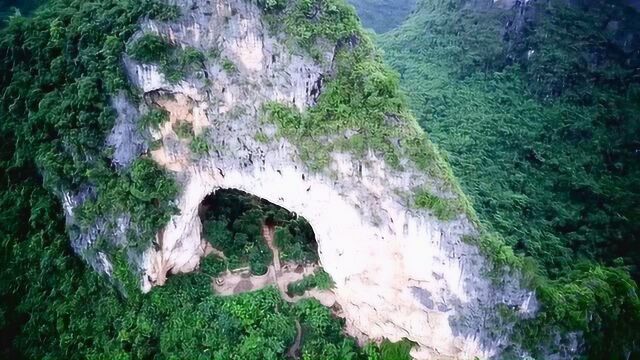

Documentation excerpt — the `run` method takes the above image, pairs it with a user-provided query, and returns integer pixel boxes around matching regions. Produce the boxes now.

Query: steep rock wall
[68,0,539,358]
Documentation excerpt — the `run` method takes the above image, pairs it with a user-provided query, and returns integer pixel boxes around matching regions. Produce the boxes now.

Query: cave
[127,0,538,353]
[197,189,323,297]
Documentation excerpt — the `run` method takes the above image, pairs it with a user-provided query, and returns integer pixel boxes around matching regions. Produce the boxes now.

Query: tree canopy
[0,0,412,358]
[379,0,640,356]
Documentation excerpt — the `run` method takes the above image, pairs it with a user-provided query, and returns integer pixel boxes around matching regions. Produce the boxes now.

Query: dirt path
[262,224,281,271]
[203,242,227,259]
[211,223,336,308]
[287,319,302,359]
[262,223,293,299]
[205,223,339,357]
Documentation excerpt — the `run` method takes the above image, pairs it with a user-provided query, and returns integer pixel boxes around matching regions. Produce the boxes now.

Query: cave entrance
[198,189,327,297]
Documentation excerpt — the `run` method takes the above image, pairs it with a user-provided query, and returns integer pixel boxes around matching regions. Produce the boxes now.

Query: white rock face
[109,0,538,358]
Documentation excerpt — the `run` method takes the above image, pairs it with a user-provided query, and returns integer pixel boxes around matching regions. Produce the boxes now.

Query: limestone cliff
[63,0,541,358]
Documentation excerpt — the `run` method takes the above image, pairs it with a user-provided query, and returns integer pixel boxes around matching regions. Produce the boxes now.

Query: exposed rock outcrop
[65,0,540,358]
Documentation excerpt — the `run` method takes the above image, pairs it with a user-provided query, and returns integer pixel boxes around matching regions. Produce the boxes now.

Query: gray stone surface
[59,0,581,358]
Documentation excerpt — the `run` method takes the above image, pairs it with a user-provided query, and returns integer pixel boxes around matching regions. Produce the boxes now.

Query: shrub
[190,134,210,155]
[257,0,287,12]
[222,58,237,74]
[200,255,226,276]
[178,47,205,72]
[172,121,194,139]
[287,268,333,296]
[128,33,171,63]
[379,339,414,360]
[149,139,163,150]
[249,246,271,275]
[274,221,317,263]
[129,36,204,84]
[414,190,459,221]
[139,108,169,129]
[254,131,269,143]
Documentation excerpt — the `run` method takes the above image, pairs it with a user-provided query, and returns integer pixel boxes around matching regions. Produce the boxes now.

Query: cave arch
[125,0,537,354]
[198,188,319,279]
[140,158,488,357]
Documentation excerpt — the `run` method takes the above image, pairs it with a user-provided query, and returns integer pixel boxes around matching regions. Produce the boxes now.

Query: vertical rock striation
[66,0,542,358]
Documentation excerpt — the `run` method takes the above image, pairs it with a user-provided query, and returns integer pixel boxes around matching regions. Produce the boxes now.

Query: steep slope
[1,0,614,359]
[84,0,537,358]
[0,2,404,359]
[376,0,640,357]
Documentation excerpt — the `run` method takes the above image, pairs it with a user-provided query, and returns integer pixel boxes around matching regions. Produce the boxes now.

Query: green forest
[1,0,639,359]
[200,189,319,275]
[376,0,640,357]
[0,0,412,358]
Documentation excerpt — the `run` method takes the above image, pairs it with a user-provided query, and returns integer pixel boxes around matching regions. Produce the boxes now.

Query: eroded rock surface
[67,0,539,358]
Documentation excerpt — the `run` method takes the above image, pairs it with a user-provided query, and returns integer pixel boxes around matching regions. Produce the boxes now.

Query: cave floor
[208,224,336,307]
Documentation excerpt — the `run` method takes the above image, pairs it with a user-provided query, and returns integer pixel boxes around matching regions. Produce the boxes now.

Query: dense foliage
[0,183,385,359]
[202,189,318,274]
[378,0,640,356]
[0,0,181,262]
[287,268,334,296]
[273,219,318,263]
[128,33,205,83]
[0,0,411,358]
[4,0,637,357]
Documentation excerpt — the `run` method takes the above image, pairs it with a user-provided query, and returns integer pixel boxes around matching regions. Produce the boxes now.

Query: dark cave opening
[198,188,318,276]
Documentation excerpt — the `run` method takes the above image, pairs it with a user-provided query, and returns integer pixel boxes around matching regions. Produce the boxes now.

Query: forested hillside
[0,0,413,358]
[378,0,640,357]
[2,0,639,358]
